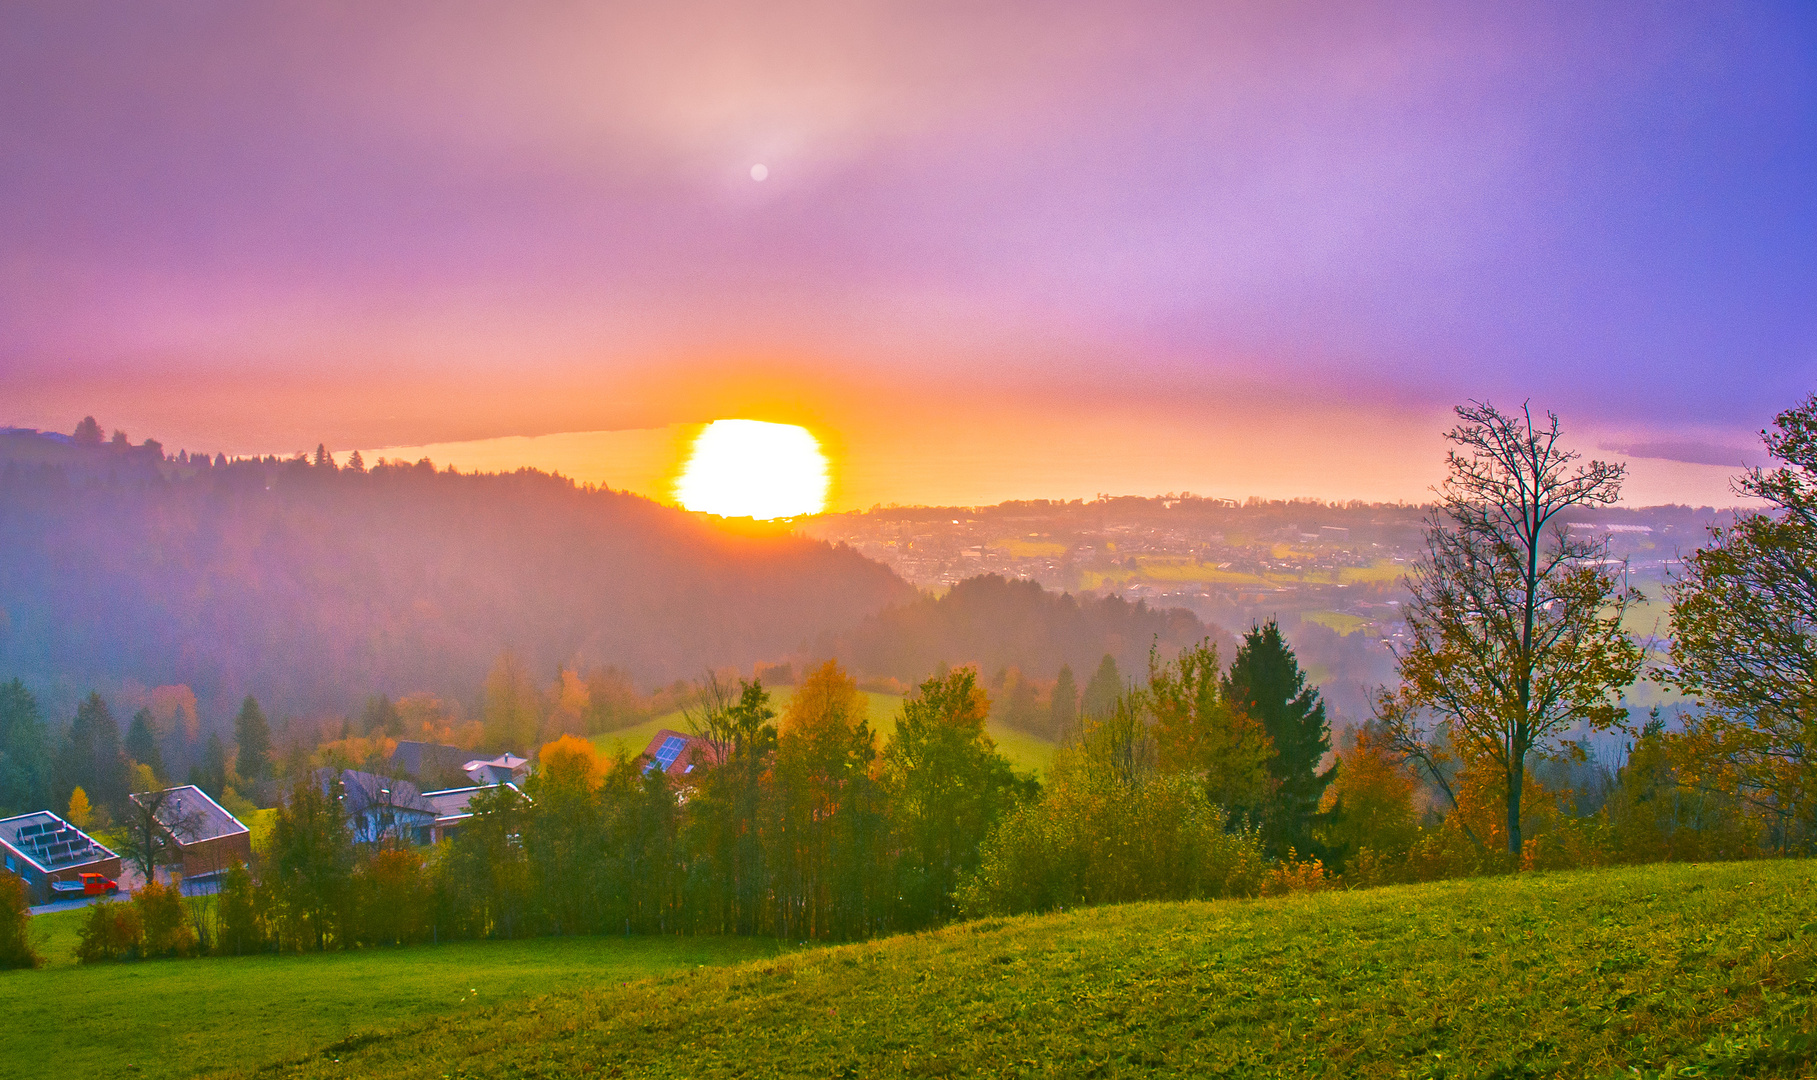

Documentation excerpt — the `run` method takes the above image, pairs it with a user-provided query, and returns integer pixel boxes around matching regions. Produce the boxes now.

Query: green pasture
[1303,610,1369,635]
[1082,557,1410,593]
[5,909,783,1080]
[593,684,1057,776]
[234,859,1817,1079]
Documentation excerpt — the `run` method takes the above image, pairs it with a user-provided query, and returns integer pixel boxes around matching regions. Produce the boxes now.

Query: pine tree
[125,708,165,781]
[1080,654,1122,721]
[57,693,130,816]
[234,696,274,781]
[72,416,103,447]
[192,734,230,797]
[0,679,51,817]
[1221,619,1335,856]
[313,443,334,469]
[360,695,402,737]
[1049,664,1079,740]
[345,450,366,473]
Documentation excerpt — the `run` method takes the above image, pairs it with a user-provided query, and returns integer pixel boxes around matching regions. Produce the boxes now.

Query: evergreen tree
[1222,619,1335,856]
[72,416,103,447]
[125,708,165,781]
[313,443,334,469]
[192,734,230,797]
[56,693,130,816]
[1049,663,1079,741]
[1080,654,1122,721]
[234,696,273,781]
[345,450,366,473]
[359,695,402,737]
[0,679,51,817]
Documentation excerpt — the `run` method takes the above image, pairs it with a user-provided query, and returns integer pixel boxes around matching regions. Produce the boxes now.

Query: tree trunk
[1506,752,1523,855]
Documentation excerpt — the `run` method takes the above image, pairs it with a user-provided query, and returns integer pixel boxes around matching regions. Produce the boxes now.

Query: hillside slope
[254,861,1817,1079]
[0,435,913,718]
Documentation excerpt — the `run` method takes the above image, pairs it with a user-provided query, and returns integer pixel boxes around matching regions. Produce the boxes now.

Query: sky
[3,1,1813,508]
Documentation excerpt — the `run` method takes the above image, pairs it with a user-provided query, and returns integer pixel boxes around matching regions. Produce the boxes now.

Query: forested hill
[825,573,1218,686]
[0,430,915,720]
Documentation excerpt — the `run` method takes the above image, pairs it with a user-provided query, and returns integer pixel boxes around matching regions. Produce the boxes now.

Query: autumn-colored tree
[67,786,92,830]
[1147,640,1273,815]
[1319,723,1420,865]
[884,667,1032,927]
[352,848,434,946]
[1664,395,1817,850]
[772,660,886,939]
[1380,402,1643,854]
[482,649,541,752]
[134,877,197,957]
[0,872,38,969]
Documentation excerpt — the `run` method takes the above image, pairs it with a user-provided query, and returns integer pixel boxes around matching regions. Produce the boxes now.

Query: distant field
[593,685,1057,775]
[1303,610,1368,635]
[1082,557,1410,592]
[248,860,1817,1079]
[5,910,784,1080]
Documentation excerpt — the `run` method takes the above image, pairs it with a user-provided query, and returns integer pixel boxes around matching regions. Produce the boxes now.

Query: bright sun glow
[675,419,828,519]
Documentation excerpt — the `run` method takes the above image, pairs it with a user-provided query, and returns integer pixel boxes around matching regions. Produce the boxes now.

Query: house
[322,770,438,845]
[462,753,529,786]
[0,811,123,904]
[128,785,252,887]
[639,729,719,778]
[420,783,523,843]
[389,741,472,788]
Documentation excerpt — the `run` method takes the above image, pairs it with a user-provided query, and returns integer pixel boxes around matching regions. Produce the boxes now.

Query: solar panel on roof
[652,735,688,773]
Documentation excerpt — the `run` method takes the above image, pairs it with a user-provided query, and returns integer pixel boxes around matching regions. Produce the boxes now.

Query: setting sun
[674,419,829,519]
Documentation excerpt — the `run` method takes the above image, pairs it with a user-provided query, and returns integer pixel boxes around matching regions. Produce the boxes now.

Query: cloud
[1599,439,1761,468]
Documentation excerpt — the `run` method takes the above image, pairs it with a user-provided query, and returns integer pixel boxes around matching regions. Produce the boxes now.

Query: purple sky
[2,2,1812,502]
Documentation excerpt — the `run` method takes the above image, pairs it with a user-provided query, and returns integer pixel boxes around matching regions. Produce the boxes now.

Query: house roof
[129,785,248,844]
[639,729,718,777]
[0,811,118,873]
[463,753,528,772]
[389,741,469,779]
[420,782,523,823]
[322,769,438,816]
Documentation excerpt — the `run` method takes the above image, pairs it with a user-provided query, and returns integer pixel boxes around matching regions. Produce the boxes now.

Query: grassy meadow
[15,860,1795,1079]
[5,908,786,1080]
[593,684,1058,776]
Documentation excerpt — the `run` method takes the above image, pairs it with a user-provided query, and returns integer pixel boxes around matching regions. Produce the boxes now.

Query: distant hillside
[824,573,1222,686]
[0,429,914,721]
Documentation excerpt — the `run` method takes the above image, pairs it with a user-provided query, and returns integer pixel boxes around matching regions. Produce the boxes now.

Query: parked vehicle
[50,872,120,898]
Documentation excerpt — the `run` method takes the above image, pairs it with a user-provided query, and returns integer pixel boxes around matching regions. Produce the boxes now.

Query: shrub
[135,878,198,958]
[216,862,273,956]
[0,872,40,969]
[76,900,142,963]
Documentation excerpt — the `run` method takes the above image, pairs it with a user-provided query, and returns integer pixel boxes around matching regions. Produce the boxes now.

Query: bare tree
[122,788,205,883]
[1379,401,1644,854]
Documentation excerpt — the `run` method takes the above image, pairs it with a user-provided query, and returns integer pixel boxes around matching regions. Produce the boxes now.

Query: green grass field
[594,684,1058,775]
[232,860,1817,1079]
[4,910,785,1080]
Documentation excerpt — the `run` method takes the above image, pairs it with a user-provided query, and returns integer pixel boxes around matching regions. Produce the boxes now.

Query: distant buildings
[0,811,122,904]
